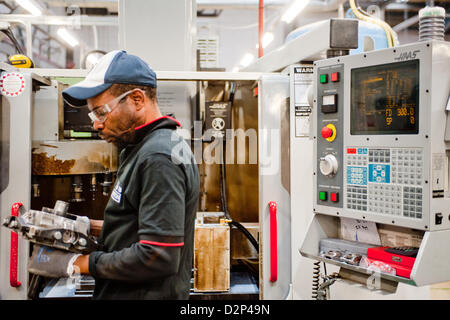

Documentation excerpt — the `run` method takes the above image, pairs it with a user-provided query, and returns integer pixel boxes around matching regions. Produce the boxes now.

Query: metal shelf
[300,251,417,286]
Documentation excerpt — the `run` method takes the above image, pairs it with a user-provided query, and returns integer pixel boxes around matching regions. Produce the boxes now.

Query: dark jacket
[88,116,200,299]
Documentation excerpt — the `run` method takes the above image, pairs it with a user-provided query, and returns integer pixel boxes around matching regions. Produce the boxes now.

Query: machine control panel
[316,64,344,208]
[313,41,450,231]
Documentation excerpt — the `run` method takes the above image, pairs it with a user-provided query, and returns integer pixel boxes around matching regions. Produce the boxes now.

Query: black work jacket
[88,116,200,299]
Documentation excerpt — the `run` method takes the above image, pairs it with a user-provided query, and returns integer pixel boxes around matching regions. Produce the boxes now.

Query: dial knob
[319,154,338,177]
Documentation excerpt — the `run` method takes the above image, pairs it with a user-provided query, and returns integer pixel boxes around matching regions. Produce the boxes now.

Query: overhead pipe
[259,0,263,57]
[198,0,348,12]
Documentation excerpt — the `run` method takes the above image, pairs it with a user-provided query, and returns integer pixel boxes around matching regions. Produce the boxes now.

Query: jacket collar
[134,115,181,144]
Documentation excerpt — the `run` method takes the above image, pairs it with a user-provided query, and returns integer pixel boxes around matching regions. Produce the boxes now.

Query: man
[29,50,200,299]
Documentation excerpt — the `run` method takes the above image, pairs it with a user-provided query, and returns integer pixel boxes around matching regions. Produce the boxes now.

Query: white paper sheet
[340,217,381,245]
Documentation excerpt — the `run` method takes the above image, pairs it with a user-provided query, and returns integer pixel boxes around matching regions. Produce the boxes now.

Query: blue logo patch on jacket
[111,182,122,203]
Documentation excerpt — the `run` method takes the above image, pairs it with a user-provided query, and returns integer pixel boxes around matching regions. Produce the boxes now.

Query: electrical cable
[312,260,320,299]
[349,0,397,47]
[1,27,25,55]
[219,139,259,253]
[216,81,259,254]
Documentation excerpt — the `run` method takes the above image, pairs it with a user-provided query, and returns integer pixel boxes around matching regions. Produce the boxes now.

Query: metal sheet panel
[258,74,291,299]
[0,73,33,300]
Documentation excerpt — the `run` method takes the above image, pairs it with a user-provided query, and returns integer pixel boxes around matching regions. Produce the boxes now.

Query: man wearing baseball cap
[28,50,200,299]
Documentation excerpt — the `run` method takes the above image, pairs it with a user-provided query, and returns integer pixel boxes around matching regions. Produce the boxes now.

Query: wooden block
[194,224,230,292]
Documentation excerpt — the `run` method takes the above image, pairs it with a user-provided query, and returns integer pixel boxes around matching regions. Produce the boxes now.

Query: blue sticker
[347,166,367,186]
[357,148,368,155]
[368,164,390,183]
[111,182,122,204]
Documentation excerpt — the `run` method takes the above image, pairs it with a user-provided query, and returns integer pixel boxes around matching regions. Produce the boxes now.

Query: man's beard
[100,126,136,149]
[113,128,136,149]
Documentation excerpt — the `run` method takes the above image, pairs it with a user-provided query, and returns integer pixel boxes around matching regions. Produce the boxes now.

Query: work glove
[28,245,81,278]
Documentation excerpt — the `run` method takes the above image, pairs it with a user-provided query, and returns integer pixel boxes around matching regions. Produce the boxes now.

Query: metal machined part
[322,250,342,260]
[340,253,362,266]
[1,201,98,254]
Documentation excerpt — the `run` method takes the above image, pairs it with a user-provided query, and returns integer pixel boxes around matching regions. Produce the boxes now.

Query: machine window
[351,60,419,135]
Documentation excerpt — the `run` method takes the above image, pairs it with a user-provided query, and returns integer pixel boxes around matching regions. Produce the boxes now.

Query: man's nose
[93,121,104,131]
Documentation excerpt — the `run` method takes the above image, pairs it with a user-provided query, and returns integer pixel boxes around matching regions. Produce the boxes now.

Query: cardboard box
[377,224,424,247]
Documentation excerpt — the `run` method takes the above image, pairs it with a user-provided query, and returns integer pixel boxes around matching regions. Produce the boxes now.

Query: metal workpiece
[2,201,98,254]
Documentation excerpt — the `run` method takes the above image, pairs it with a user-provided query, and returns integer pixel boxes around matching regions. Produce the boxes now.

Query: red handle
[10,202,22,288]
[269,201,277,282]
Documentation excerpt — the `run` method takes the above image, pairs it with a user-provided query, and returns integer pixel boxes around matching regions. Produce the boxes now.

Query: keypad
[391,149,423,186]
[346,186,368,211]
[403,186,423,219]
[368,149,390,163]
[345,147,424,220]
[346,154,367,166]
[368,184,402,216]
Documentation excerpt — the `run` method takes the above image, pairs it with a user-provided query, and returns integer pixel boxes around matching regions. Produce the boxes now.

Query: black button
[435,213,443,225]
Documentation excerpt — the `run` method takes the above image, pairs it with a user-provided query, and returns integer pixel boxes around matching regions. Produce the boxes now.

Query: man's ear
[130,90,146,111]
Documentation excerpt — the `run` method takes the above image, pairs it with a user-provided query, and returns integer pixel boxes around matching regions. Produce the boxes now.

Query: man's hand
[73,254,90,275]
[28,245,81,278]
[90,219,103,237]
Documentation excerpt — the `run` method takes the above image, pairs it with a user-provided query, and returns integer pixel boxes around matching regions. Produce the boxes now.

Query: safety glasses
[87,89,142,123]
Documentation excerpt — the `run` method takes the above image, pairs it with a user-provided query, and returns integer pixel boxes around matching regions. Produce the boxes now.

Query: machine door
[0,72,34,300]
[258,74,292,299]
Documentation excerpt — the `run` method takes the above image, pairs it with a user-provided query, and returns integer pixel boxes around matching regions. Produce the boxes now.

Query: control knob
[319,154,338,177]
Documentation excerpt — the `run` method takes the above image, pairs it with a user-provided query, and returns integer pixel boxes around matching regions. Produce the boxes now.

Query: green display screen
[351,60,420,135]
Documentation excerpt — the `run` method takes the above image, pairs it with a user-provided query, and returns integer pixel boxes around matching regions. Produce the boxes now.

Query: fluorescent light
[57,28,79,47]
[239,53,254,67]
[281,0,311,24]
[87,54,100,65]
[15,0,42,16]
[256,32,275,49]
[262,32,274,48]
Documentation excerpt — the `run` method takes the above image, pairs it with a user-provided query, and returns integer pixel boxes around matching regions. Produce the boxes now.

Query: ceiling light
[84,50,106,70]
[281,0,311,24]
[262,32,274,48]
[15,0,42,16]
[57,28,79,47]
[256,32,275,49]
[239,53,254,67]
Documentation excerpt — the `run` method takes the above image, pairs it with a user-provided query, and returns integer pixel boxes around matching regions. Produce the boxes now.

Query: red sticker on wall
[0,72,25,97]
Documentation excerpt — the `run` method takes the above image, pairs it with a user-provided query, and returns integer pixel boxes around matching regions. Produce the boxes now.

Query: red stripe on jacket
[139,240,184,247]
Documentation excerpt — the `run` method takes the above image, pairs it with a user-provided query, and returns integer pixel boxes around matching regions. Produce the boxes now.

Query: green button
[320,74,328,84]
[319,191,327,201]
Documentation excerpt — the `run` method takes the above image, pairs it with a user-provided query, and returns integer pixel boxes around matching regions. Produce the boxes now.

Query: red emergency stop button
[321,126,333,139]
[321,124,336,142]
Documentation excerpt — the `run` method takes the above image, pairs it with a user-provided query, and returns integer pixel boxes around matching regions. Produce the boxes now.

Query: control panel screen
[351,60,419,135]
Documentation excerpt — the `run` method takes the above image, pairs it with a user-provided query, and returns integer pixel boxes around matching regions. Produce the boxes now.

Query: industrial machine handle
[10,202,22,288]
[269,201,277,282]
